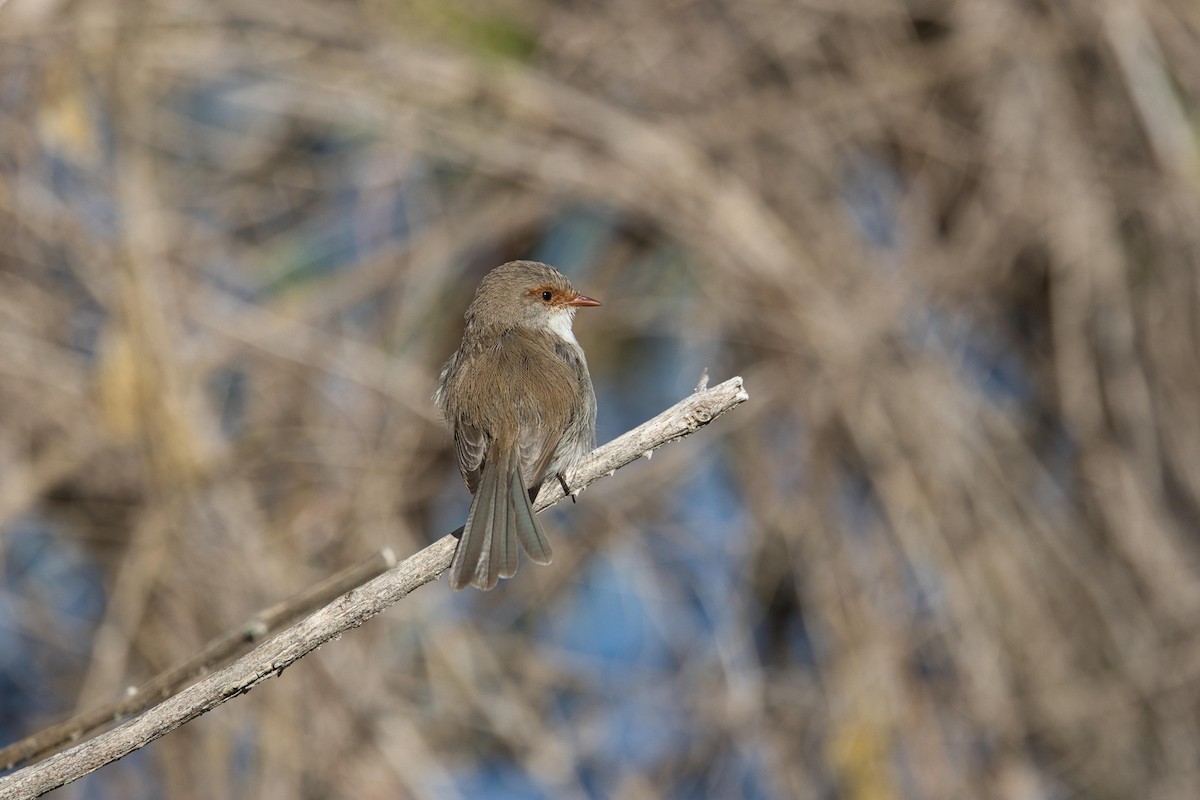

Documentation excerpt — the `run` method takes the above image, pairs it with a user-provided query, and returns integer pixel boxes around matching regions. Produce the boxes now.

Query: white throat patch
[547,308,579,348]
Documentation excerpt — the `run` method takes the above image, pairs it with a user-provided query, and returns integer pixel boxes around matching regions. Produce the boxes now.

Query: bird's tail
[449,446,553,590]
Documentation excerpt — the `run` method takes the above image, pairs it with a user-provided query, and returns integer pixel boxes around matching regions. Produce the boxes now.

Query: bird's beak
[567,293,602,308]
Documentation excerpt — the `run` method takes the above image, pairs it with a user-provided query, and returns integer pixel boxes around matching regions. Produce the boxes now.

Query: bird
[435,260,600,590]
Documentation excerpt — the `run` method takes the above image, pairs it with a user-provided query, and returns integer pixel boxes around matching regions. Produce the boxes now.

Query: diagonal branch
[0,376,749,799]
[0,548,400,773]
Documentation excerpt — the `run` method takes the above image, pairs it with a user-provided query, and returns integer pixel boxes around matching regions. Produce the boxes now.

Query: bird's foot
[557,472,576,503]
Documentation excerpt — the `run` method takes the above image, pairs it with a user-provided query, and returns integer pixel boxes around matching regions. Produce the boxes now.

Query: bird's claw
[557,472,576,503]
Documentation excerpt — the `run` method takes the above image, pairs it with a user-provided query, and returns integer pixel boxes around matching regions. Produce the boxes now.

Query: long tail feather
[451,457,499,590]
[510,461,552,565]
[450,446,554,590]
[496,448,519,579]
[487,452,510,583]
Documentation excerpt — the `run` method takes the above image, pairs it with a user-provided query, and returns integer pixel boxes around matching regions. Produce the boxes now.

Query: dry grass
[2,0,1200,798]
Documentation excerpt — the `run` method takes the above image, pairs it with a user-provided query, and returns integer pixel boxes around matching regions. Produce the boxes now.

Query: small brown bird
[435,261,600,590]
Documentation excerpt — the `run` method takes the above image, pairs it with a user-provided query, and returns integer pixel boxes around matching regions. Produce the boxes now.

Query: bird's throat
[546,310,579,348]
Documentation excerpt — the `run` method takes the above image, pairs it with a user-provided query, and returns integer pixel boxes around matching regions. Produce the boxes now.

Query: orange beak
[567,293,602,308]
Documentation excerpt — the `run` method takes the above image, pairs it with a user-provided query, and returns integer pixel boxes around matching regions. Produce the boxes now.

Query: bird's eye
[541,290,553,302]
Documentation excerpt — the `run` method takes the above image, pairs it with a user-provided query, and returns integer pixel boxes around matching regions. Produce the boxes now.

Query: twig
[0,376,748,799]
[0,548,398,772]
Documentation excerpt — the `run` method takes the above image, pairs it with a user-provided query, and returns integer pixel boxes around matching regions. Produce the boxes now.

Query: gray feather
[497,448,520,578]
[451,456,499,590]
[509,455,552,565]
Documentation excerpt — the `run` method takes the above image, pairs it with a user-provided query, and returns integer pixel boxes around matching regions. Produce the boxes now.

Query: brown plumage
[435,261,599,590]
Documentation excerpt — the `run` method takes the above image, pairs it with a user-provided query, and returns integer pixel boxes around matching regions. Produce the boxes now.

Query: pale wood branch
[0,548,398,772]
[0,376,749,799]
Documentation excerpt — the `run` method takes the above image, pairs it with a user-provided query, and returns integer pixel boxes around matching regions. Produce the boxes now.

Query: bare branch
[0,377,748,799]
[0,548,398,772]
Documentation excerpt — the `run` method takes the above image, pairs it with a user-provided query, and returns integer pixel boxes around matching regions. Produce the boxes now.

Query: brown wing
[507,330,584,488]
[443,327,582,491]
[454,420,487,494]
[517,411,561,491]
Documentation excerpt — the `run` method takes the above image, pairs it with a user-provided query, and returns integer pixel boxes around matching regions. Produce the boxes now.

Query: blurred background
[2,0,1200,797]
